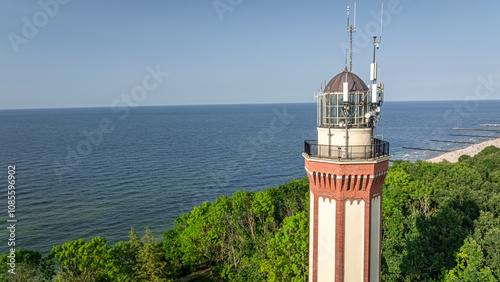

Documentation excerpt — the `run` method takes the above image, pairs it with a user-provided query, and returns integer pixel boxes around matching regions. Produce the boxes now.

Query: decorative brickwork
[305,156,389,282]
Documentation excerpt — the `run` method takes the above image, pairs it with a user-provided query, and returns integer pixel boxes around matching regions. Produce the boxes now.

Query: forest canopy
[1,146,499,281]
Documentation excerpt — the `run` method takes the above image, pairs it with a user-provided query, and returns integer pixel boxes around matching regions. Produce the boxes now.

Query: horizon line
[1,99,500,111]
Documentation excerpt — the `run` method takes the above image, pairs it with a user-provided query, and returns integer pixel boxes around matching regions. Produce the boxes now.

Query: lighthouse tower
[303,6,390,282]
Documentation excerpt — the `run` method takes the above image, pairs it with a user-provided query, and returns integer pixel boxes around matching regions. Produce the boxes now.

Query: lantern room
[317,68,371,128]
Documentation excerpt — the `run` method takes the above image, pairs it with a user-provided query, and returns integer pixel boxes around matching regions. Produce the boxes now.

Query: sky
[1,0,499,109]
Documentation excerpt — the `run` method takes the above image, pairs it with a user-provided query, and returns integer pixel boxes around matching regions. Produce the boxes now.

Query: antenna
[372,3,384,64]
[345,48,348,70]
[343,67,350,157]
[378,65,381,85]
[379,3,383,39]
[354,2,356,30]
[343,71,349,103]
[370,3,384,108]
[347,5,349,29]
[347,3,356,73]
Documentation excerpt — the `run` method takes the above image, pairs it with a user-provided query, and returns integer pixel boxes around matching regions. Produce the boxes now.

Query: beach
[426,137,500,163]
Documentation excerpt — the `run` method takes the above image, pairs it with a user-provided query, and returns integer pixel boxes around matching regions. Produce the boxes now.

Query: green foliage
[50,237,126,281]
[0,249,54,281]
[472,212,500,278]
[262,211,308,282]
[163,177,309,281]
[442,237,496,281]
[382,147,500,281]
[134,226,169,281]
[45,227,170,281]
[110,227,143,279]
[2,146,499,281]
[112,241,134,278]
[0,178,309,281]
[459,154,471,162]
[477,145,500,156]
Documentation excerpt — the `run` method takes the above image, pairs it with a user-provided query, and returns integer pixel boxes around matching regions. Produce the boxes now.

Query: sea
[0,101,499,254]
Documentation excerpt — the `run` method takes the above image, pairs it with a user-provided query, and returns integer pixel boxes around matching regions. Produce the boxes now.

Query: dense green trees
[262,211,309,281]
[382,146,500,281]
[0,178,309,281]
[133,227,169,281]
[163,178,309,281]
[0,249,53,281]
[442,237,496,281]
[1,146,499,281]
[51,237,124,281]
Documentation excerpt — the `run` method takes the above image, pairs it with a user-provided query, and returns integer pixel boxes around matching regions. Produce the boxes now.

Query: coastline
[426,137,500,163]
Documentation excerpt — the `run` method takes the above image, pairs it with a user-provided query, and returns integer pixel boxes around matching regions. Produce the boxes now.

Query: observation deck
[304,138,389,161]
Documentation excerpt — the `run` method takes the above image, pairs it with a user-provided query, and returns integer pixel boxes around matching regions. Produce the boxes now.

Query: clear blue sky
[1,0,499,109]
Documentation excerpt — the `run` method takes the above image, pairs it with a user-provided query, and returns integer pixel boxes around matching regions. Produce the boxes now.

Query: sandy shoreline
[426,137,500,163]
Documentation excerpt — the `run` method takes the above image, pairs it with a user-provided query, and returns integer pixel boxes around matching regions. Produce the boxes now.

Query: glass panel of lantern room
[352,94,357,125]
[331,97,336,124]
[325,105,328,124]
[337,95,341,125]
[349,94,355,117]
[330,106,334,124]
[332,95,336,124]
[332,94,337,125]
[318,95,323,126]
[335,94,341,125]
[338,106,343,124]
[355,105,358,124]
[324,96,328,126]
[360,96,366,124]
[318,95,321,126]
[324,96,328,127]
[324,95,330,126]
[329,94,334,125]
[361,93,366,124]
[360,94,364,124]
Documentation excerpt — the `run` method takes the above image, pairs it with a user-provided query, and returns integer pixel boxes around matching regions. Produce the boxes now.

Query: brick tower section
[305,157,389,282]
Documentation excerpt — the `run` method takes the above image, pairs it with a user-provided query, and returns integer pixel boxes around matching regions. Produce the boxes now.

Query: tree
[459,154,471,162]
[51,237,125,281]
[134,226,169,281]
[473,211,500,277]
[443,237,496,281]
[262,211,309,281]
[162,178,309,281]
[382,147,500,281]
[251,190,276,236]
[0,249,54,281]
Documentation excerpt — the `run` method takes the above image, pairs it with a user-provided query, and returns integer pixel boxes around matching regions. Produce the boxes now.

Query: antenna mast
[347,3,356,72]
[372,3,383,64]
[370,3,385,140]
[371,3,383,88]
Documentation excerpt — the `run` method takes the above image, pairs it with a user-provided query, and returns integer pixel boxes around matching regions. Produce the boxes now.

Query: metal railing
[304,139,389,160]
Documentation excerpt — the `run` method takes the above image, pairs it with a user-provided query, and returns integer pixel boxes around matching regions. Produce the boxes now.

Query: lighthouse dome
[324,69,368,93]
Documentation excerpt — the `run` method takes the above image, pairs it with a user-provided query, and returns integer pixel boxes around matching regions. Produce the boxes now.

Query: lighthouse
[303,5,390,282]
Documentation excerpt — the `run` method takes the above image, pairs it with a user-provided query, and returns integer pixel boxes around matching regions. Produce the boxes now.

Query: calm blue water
[0,101,498,254]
